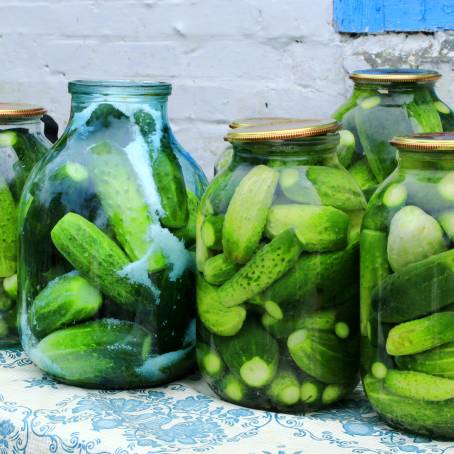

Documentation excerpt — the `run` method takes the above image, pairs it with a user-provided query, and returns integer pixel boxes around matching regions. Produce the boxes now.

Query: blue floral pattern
[1,348,454,453]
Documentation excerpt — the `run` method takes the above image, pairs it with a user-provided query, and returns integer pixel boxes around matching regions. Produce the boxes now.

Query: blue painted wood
[334,0,454,33]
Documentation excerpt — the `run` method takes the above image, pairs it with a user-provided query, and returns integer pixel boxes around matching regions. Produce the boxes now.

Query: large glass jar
[0,103,51,347]
[214,117,300,175]
[361,133,454,437]
[334,69,454,199]
[196,120,366,412]
[18,81,207,389]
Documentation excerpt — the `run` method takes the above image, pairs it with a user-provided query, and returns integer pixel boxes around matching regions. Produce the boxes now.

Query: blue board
[334,0,454,33]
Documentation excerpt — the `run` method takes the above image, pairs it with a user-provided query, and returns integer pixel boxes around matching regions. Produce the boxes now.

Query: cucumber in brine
[90,141,166,272]
[0,177,17,277]
[217,319,279,388]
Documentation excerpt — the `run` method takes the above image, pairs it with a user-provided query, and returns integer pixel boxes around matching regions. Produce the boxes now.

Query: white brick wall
[2,0,454,177]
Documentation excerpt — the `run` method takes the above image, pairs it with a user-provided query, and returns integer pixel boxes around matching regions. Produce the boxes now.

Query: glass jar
[18,81,207,389]
[334,68,454,199]
[361,133,454,437]
[0,103,51,348]
[196,120,366,412]
[214,117,300,175]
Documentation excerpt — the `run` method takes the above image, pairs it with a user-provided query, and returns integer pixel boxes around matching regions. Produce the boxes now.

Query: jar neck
[0,118,43,133]
[231,136,340,165]
[353,81,436,94]
[399,150,454,171]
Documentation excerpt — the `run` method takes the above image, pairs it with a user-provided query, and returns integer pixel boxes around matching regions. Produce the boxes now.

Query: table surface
[2,348,454,454]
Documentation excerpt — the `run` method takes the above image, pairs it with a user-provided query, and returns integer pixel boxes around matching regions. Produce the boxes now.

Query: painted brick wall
[2,0,454,176]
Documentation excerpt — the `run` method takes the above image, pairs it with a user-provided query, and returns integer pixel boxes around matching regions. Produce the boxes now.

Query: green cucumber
[280,166,366,211]
[337,130,356,168]
[438,172,454,202]
[371,361,388,379]
[0,177,17,277]
[405,89,443,133]
[287,329,358,384]
[201,215,224,250]
[256,241,358,310]
[152,132,188,228]
[196,342,224,378]
[384,369,454,401]
[387,312,454,356]
[3,274,17,299]
[86,103,126,128]
[173,191,199,245]
[322,384,346,405]
[133,111,189,228]
[219,229,303,307]
[197,276,246,336]
[382,183,408,208]
[300,380,322,404]
[203,253,239,286]
[360,229,390,336]
[223,165,278,264]
[355,105,413,182]
[217,319,279,388]
[265,204,349,252]
[267,369,300,406]
[90,141,165,271]
[0,290,12,312]
[51,213,152,308]
[373,248,454,323]
[32,319,151,387]
[0,130,18,147]
[196,211,212,272]
[364,374,454,437]
[29,272,102,338]
[52,162,89,184]
[438,210,454,242]
[348,159,378,200]
[220,374,247,402]
[387,206,447,272]
[395,342,454,379]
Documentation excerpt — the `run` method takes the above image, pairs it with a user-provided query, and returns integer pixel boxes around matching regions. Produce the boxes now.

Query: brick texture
[2,0,454,176]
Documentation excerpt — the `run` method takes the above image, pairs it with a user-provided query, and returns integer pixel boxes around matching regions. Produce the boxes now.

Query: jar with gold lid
[197,120,365,412]
[334,68,454,199]
[0,103,51,347]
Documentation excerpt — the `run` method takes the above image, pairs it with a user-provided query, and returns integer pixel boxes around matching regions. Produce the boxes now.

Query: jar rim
[0,102,46,119]
[350,68,441,84]
[225,119,340,142]
[391,133,454,152]
[68,80,172,96]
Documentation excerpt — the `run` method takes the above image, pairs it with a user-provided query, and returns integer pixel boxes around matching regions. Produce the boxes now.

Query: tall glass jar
[361,133,454,437]
[18,81,207,389]
[196,120,366,412]
[334,69,454,199]
[214,117,300,175]
[0,103,51,347]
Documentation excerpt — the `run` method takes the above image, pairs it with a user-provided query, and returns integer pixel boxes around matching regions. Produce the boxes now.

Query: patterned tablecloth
[1,348,454,454]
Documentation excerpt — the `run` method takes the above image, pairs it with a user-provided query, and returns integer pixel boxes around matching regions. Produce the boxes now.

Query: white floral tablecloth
[1,348,454,454]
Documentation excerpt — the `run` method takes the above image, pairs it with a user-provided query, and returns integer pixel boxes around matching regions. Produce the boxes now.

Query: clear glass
[0,118,50,347]
[361,149,454,437]
[18,81,207,389]
[334,79,454,199]
[196,134,366,412]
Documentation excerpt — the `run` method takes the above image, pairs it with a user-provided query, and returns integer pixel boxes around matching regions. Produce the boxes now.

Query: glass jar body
[18,83,207,389]
[334,82,454,199]
[361,151,454,437]
[0,119,50,347]
[196,137,365,412]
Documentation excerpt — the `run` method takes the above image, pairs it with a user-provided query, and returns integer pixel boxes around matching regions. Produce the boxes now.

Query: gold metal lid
[225,119,341,142]
[350,68,441,83]
[0,103,47,119]
[229,117,303,129]
[390,133,454,152]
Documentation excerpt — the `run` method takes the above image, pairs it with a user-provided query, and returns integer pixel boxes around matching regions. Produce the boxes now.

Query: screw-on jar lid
[229,117,305,129]
[350,68,441,83]
[391,133,454,152]
[0,103,47,119]
[225,119,341,142]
